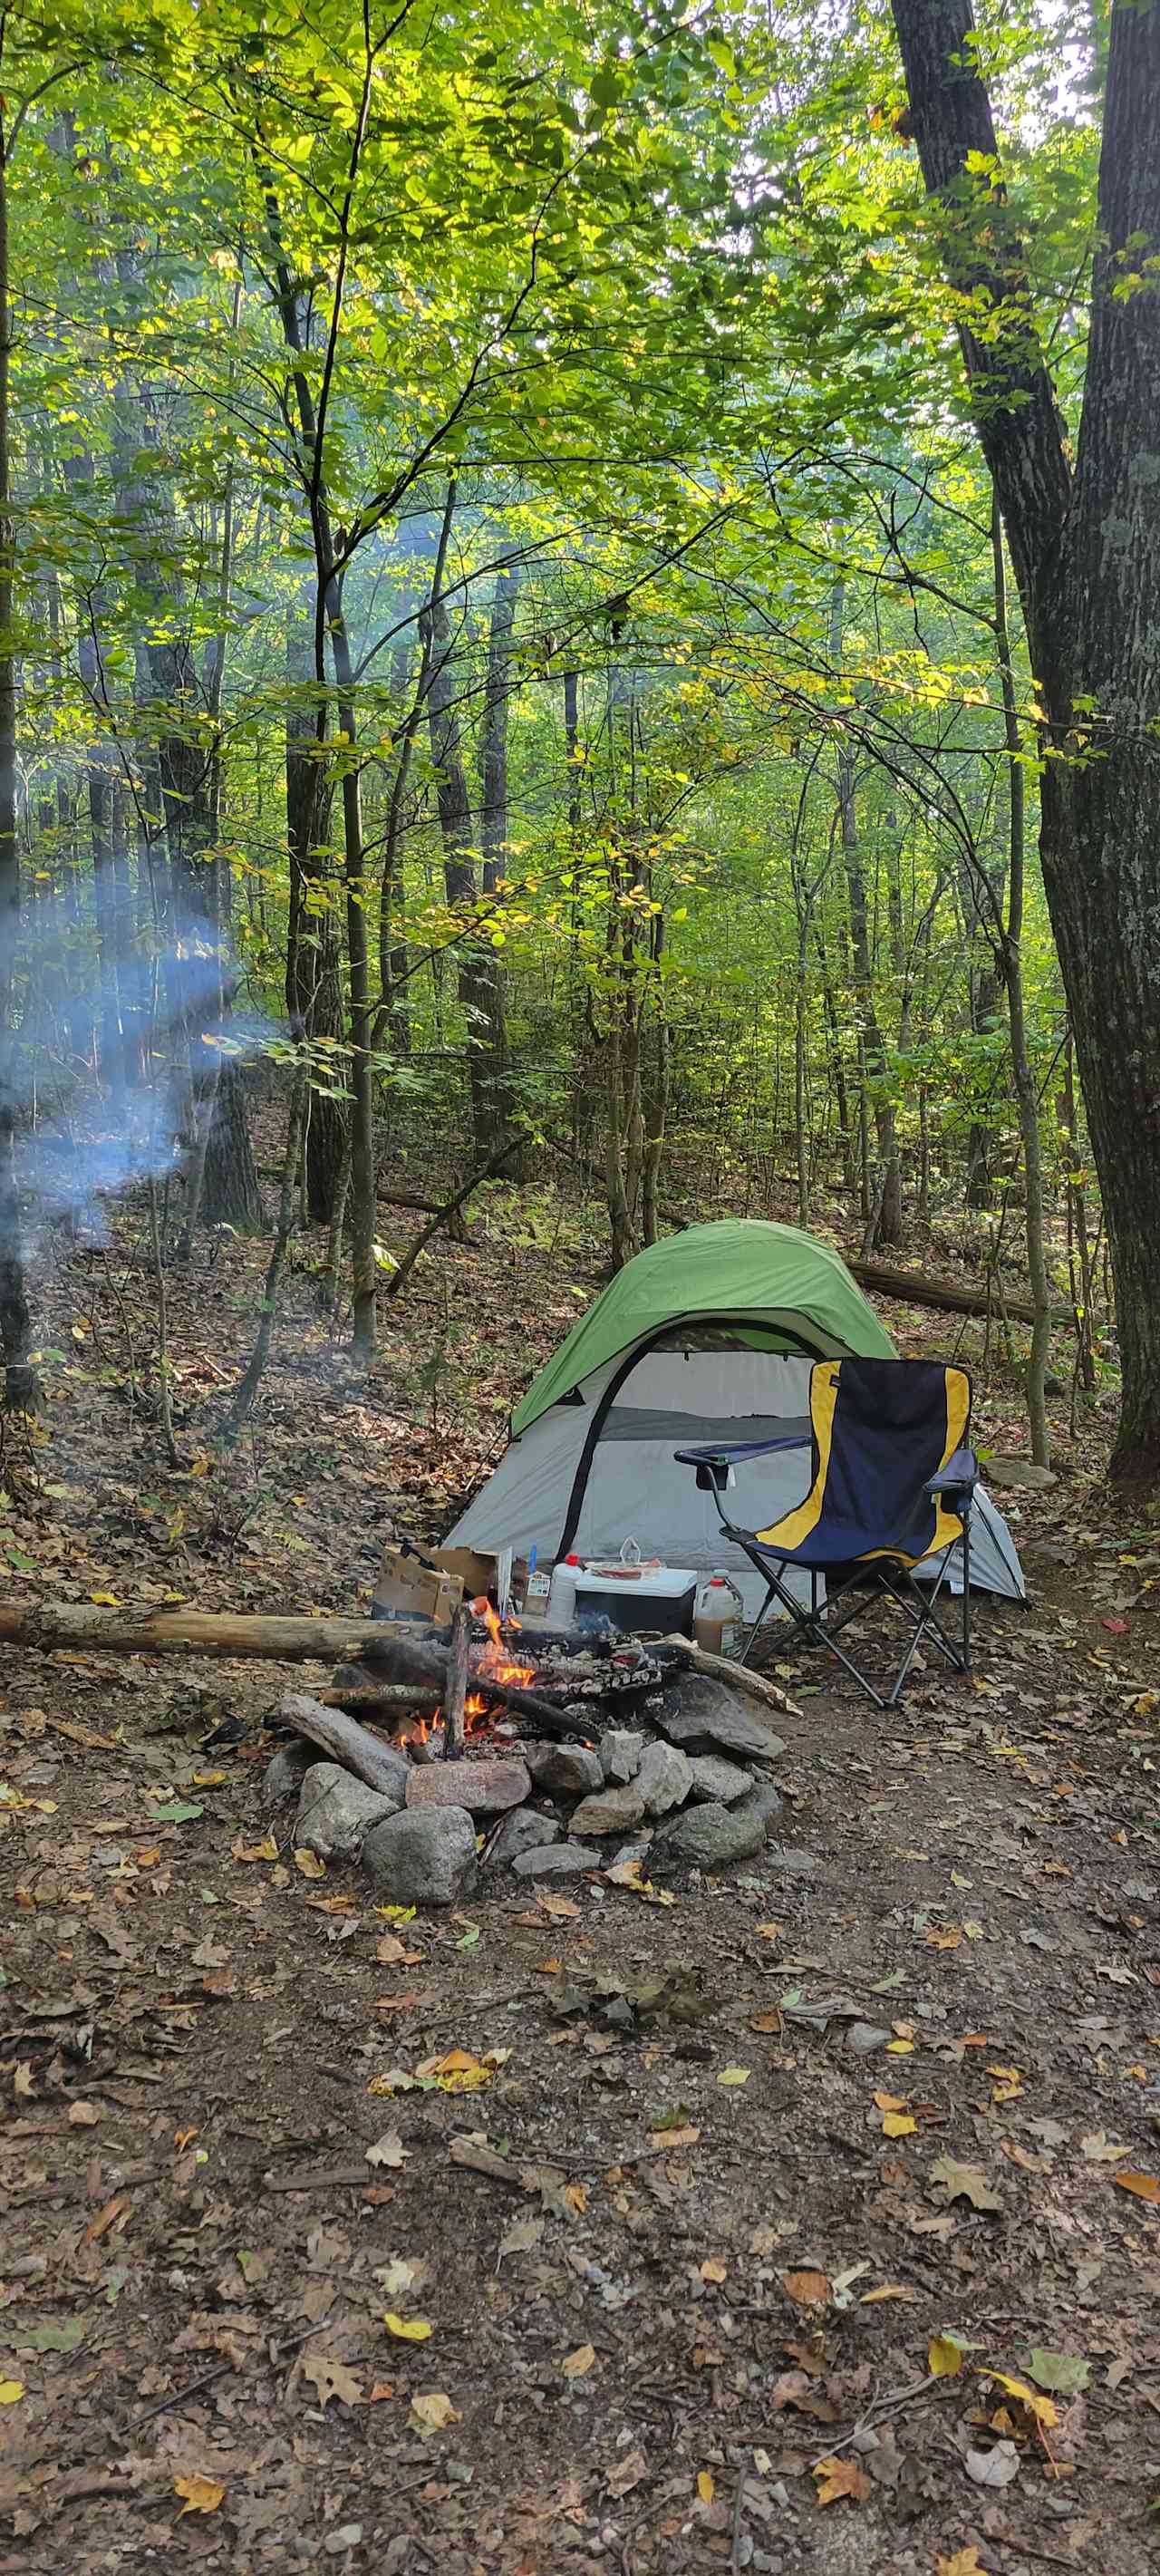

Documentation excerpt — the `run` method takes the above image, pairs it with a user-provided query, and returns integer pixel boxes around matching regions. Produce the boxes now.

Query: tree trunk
[0,131,37,1409]
[889,0,1160,1474]
[422,553,515,1162]
[285,604,343,1223]
[830,586,902,1246]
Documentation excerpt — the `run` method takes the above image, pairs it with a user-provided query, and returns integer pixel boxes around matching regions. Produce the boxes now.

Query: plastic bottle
[546,1552,585,1629]
[694,1571,745,1657]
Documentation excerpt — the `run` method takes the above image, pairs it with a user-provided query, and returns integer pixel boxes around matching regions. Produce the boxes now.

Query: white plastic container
[693,1571,746,1658]
[546,1553,585,1627]
[573,1559,698,1636]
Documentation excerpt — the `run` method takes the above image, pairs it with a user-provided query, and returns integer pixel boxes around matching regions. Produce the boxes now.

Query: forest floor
[3,1142,1160,2576]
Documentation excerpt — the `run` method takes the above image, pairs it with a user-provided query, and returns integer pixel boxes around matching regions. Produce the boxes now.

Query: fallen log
[278,1690,411,1796]
[846,1256,1068,1331]
[0,1603,438,1662]
[660,1634,800,1723]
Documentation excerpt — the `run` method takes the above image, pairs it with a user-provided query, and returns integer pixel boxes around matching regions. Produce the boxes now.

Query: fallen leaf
[365,2132,408,2170]
[781,2269,830,2307]
[232,1835,278,1864]
[701,2257,728,2283]
[936,2551,991,2576]
[561,2342,596,2378]
[964,2442,1019,2489]
[373,1903,417,1922]
[173,2473,226,2516]
[606,2446,647,2497]
[749,2009,782,2033]
[756,1922,782,1941]
[67,2102,100,2127]
[860,2283,920,2304]
[928,2335,966,2378]
[375,1933,408,1963]
[928,2155,1000,2212]
[926,1927,962,1951]
[882,2110,917,2138]
[1025,2348,1090,2397]
[1115,2170,1160,2202]
[604,1858,675,1905]
[981,2369,1058,2428]
[812,2454,870,2505]
[295,1847,327,1879]
[0,2381,24,2405]
[410,2390,459,2436]
[649,2122,701,2150]
[300,2354,362,2407]
[498,2214,545,2262]
[15,2319,84,2355]
[717,2064,750,2087]
[697,2469,715,2503]
[383,2313,432,2342]
[536,1892,581,1920]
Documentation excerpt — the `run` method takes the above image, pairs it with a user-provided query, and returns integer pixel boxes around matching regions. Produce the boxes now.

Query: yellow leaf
[0,2381,24,2405]
[192,1770,227,1787]
[882,2110,917,2138]
[90,1591,121,1606]
[173,2473,226,2516]
[604,1858,675,1905]
[295,1847,327,1878]
[561,2342,596,2378]
[1116,2169,1160,2201]
[812,2454,869,2505]
[232,1835,277,1864]
[373,1904,417,1922]
[756,1922,782,1941]
[981,2369,1058,2428]
[781,2269,830,2306]
[410,2390,460,2436]
[860,2283,920,2304]
[718,2065,750,2087]
[928,2336,965,2378]
[936,2552,990,2576]
[874,2091,905,2111]
[926,1927,962,1951]
[886,2038,914,2054]
[383,2313,432,2342]
[697,2469,715,2503]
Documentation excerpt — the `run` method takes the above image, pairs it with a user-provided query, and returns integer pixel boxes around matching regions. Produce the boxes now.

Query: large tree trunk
[889,0,1160,1475]
[830,586,903,1247]
[0,134,37,1408]
[285,605,343,1223]
[422,557,515,1163]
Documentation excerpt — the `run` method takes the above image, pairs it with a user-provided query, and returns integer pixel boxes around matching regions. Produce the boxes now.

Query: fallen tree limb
[660,1634,800,1723]
[278,1690,411,1796]
[0,1603,443,1661]
[845,1255,1068,1330]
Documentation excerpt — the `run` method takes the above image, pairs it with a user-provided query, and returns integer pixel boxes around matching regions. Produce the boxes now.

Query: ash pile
[264,1607,793,1908]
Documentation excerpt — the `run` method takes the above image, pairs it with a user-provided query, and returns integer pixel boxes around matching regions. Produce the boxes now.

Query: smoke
[1,911,278,1245]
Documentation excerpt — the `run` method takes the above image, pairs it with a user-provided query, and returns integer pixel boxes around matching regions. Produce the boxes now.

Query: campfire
[271,1599,797,1903]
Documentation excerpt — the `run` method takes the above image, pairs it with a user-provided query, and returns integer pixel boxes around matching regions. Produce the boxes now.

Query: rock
[295,1760,404,1860]
[611,1837,653,1868]
[731,1778,784,1841]
[406,1757,530,1816]
[766,1844,820,1878]
[656,1678,785,1767]
[657,1798,767,1869]
[511,1842,602,1879]
[569,1780,647,1837]
[636,1738,693,1816]
[488,1808,563,1866]
[686,1755,753,1805]
[262,1741,313,1807]
[601,1729,644,1785]
[846,2022,891,2056]
[523,1742,604,1797]
[362,1805,478,1905]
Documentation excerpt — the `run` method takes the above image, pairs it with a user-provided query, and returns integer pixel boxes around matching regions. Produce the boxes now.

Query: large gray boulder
[362,1805,478,1905]
[511,1842,602,1879]
[295,1759,405,1860]
[523,1743,604,1797]
[657,1798,767,1870]
[488,1808,563,1867]
[732,1778,784,1840]
[636,1739,694,1816]
[656,1678,785,1768]
[569,1780,646,1838]
[685,1755,754,1806]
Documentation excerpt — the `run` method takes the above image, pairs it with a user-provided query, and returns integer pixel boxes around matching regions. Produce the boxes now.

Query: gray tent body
[445,1345,1025,1612]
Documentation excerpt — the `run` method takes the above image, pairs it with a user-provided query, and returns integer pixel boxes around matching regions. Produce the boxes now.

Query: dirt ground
[3,1168,1160,2576]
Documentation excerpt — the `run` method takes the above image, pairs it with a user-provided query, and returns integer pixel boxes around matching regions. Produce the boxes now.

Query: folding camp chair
[675,1357,978,1709]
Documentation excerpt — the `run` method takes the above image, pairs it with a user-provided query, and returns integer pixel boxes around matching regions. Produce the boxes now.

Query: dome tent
[443,1220,1025,1608]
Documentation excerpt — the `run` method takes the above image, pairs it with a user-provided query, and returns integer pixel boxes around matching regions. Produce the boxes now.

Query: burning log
[442,1603,469,1761]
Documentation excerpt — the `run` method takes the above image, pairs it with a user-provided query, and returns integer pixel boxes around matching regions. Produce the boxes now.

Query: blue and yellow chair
[676,1357,978,1709]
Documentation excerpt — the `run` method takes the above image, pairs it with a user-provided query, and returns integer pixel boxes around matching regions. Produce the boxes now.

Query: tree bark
[889,0,1160,1474]
[0,126,37,1409]
[421,542,516,1162]
[285,604,343,1223]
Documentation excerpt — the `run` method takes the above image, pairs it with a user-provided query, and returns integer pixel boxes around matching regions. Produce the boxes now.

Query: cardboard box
[434,1546,530,1612]
[372,1546,464,1627]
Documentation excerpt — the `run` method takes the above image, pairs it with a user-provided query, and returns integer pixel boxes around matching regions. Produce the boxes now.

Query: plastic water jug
[693,1571,745,1658]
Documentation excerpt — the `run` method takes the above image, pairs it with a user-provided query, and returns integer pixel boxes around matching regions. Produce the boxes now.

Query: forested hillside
[0,0,1153,1474]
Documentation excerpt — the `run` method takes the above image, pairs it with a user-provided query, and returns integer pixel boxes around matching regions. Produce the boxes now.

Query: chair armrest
[924,1447,978,1496]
